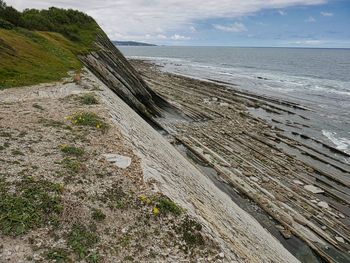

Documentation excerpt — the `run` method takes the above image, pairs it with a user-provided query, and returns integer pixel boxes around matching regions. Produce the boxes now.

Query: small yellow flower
[153,207,160,216]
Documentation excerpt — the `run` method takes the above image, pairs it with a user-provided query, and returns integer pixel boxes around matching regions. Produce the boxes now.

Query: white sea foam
[322,130,350,154]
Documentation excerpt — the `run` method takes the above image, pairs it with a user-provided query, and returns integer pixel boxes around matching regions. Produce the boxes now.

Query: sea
[119,46,350,156]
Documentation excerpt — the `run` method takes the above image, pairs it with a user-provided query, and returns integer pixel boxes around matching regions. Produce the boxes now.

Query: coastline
[130,59,350,262]
[0,62,349,262]
[0,69,300,262]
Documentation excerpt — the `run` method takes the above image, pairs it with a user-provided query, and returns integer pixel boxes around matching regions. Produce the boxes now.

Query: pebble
[250,176,259,182]
[335,236,345,243]
[276,225,285,230]
[317,201,329,209]
[293,179,304,185]
[321,226,327,230]
[280,229,292,239]
[304,185,324,194]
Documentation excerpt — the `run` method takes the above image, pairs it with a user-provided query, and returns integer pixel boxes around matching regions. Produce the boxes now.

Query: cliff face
[80,33,172,120]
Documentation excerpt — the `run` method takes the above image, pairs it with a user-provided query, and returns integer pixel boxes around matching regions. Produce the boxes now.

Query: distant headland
[113,41,156,46]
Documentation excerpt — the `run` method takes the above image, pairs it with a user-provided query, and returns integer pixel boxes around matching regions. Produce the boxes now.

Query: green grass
[91,208,106,222]
[123,256,134,261]
[60,145,84,157]
[70,112,108,132]
[40,118,65,128]
[0,29,83,89]
[61,157,82,173]
[80,94,99,105]
[0,177,63,236]
[11,149,24,156]
[86,252,101,263]
[177,216,204,250]
[156,197,182,216]
[32,103,45,110]
[67,224,100,260]
[100,184,128,210]
[46,248,71,263]
[0,4,105,89]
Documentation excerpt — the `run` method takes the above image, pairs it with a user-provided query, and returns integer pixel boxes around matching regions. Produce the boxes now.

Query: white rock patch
[317,201,329,209]
[103,154,131,169]
[304,185,324,194]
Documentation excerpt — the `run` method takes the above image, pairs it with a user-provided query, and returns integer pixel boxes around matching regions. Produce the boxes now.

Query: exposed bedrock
[80,33,181,121]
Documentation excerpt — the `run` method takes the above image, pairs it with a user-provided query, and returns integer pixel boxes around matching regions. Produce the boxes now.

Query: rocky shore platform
[130,59,350,263]
[0,73,222,262]
[1,60,349,262]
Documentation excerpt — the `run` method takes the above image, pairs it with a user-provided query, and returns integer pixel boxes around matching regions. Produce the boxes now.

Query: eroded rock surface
[80,33,176,120]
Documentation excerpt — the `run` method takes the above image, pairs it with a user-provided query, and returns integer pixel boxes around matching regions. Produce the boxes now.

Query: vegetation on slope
[0,0,102,89]
[0,84,219,261]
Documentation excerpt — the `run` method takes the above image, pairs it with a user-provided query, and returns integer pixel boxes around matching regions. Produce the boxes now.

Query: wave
[322,130,350,154]
[130,55,350,99]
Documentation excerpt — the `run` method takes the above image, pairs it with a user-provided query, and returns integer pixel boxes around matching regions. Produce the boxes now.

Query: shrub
[61,157,82,173]
[67,224,100,259]
[91,208,106,222]
[0,177,62,236]
[60,145,84,157]
[0,18,13,29]
[80,94,98,105]
[46,248,71,262]
[177,216,204,250]
[156,197,182,216]
[70,112,108,132]
[0,1,99,43]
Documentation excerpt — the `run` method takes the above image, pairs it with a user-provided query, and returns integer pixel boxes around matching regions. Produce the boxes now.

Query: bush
[80,94,99,105]
[0,5,22,26]
[67,224,100,259]
[70,112,108,132]
[156,197,182,216]
[0,1,99,43]
[60,145,84,157]
[0,18,13,29]
[0,177,62,236]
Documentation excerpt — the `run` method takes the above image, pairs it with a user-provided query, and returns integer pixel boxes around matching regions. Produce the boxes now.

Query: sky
[10,0,350,47]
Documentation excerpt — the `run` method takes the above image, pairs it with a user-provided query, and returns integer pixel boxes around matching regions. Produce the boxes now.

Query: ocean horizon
[120,46,350,157]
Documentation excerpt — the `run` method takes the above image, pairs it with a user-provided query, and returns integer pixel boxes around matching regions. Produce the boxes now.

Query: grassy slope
[0,27,99,89]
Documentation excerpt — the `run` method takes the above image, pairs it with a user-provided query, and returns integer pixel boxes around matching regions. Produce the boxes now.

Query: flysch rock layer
[83,70,300,263]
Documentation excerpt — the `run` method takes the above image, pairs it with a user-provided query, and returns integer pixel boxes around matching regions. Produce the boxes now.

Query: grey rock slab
[293,179,304,186]
[103,154,131,169]
[335,236,345,243]
[317,201,329,209]
[304,185,324,194]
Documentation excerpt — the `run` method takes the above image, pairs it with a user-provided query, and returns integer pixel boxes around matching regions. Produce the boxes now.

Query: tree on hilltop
[0,0,6,10]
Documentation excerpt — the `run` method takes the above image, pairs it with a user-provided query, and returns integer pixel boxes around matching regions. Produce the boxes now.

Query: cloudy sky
[10,0,350,47]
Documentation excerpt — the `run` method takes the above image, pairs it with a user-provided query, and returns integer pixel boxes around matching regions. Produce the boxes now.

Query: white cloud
[190,26,197,32]
[305,16,316,22]
[170,34,191,40]
[321,11,333,16]
[293,39,323,45]
[214,22,247,32]
[11,0,327,40]
[278,10,287,16]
